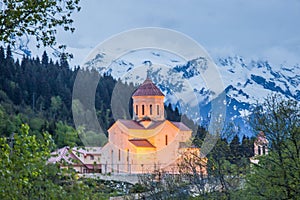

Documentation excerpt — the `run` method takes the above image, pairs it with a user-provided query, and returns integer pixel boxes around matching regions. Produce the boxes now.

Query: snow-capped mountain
[83,49,300,137]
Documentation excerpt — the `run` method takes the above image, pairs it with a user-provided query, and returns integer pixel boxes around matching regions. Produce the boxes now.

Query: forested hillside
[0,45,122,147]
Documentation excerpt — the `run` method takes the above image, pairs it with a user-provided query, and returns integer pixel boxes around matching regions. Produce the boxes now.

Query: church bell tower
[132,78,165,121]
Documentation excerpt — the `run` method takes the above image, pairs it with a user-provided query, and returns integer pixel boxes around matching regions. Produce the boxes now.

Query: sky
[52,0,300,67]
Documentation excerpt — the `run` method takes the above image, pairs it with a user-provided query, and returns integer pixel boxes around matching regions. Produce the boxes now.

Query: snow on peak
[84,50,299,137]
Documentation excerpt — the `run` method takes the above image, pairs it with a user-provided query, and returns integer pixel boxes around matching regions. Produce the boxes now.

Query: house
[48,146,102,173]
[100,78,206,174]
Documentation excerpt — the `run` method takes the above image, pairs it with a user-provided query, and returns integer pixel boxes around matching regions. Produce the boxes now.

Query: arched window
[165,135,168,145]
[111,150,114,172]
[258,146,261,155]
[262,146,266,155]
[142,105,145,115]
[127,149,129,162]
[136,105,138,115]
[127,149,130,173]
[150,104,153,115]
[157,105,160,115]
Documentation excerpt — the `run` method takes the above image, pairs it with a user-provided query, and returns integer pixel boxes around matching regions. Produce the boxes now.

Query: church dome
[132,78,164,97]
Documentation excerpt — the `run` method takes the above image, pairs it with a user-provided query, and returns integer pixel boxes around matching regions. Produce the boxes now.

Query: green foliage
[165,103,181,122]
[241,135,254,158]
[50,96,62,119]
[0,105,21,137]
[0,0,81,50]
[0,124,58,199]
[130,183,147,193]
[0,124,126,199]
[202,124,253,199]
[78,128,108,147]
[54,121,81,148]
[244,95,300,199]
[0,47,119,145]
[138,172,190,199]
[207,139,236,199]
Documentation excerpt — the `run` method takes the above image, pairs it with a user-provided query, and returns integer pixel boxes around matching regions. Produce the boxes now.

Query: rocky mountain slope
[84,49,300,137]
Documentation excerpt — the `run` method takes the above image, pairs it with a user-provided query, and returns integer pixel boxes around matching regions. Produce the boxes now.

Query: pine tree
[229,134,242,164]
[60,52,69,68]
[241,136,254,158]
[5,45,12,60]
[41,51,49,66]
[207,138,234,199]
[0,46,4,61]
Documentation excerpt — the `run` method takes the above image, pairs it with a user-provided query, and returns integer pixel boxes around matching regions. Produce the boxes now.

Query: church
[100,78,203,174]
[250,131,269,164]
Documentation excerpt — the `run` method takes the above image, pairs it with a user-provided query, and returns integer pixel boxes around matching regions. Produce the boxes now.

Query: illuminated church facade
[100,78,200,174]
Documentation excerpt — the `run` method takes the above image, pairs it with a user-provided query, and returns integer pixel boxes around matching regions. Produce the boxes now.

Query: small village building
[48,146,102,173]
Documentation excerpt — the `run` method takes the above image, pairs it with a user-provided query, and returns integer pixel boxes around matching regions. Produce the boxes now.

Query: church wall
[151,125,192,171]
[130,148,158,173]
[127,129,158,139]
[102,125,129,173]
[100,143,132,174]
[101,123,193,174]
[100,143,160,173]
[149,122,177,149]
[108,124,130,150]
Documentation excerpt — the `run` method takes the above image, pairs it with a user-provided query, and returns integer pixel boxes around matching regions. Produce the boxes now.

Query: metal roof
[132,78,164,97]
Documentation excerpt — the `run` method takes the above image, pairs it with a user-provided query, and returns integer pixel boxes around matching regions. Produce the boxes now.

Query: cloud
[55,0,300,66]
[261,46,300,67]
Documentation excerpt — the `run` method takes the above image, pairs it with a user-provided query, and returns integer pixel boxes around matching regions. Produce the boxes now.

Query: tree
[54,121,81,148]
[0,46,4,61]
[0,0,81,55]
[0,124,104,199]
[206,138,238,199]
[50,96,62,119]
[0,124,60,199]
[177,148,208,197]
[41,51,49,66]
[229,135,242,164]
[244,94,300,199]
[241,136,254,158]
[137,171,190,199]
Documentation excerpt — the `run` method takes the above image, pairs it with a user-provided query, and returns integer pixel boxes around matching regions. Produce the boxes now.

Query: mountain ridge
[84,50,300,137]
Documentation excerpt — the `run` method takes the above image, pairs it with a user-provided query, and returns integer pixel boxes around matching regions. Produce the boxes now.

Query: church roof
[129,139,156,148]
[255,131,269,145]
[118,119,164,129]
[48,146,102,165]
[171,122,191,131]
[117,119,191,131]
[132,78,164,97]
